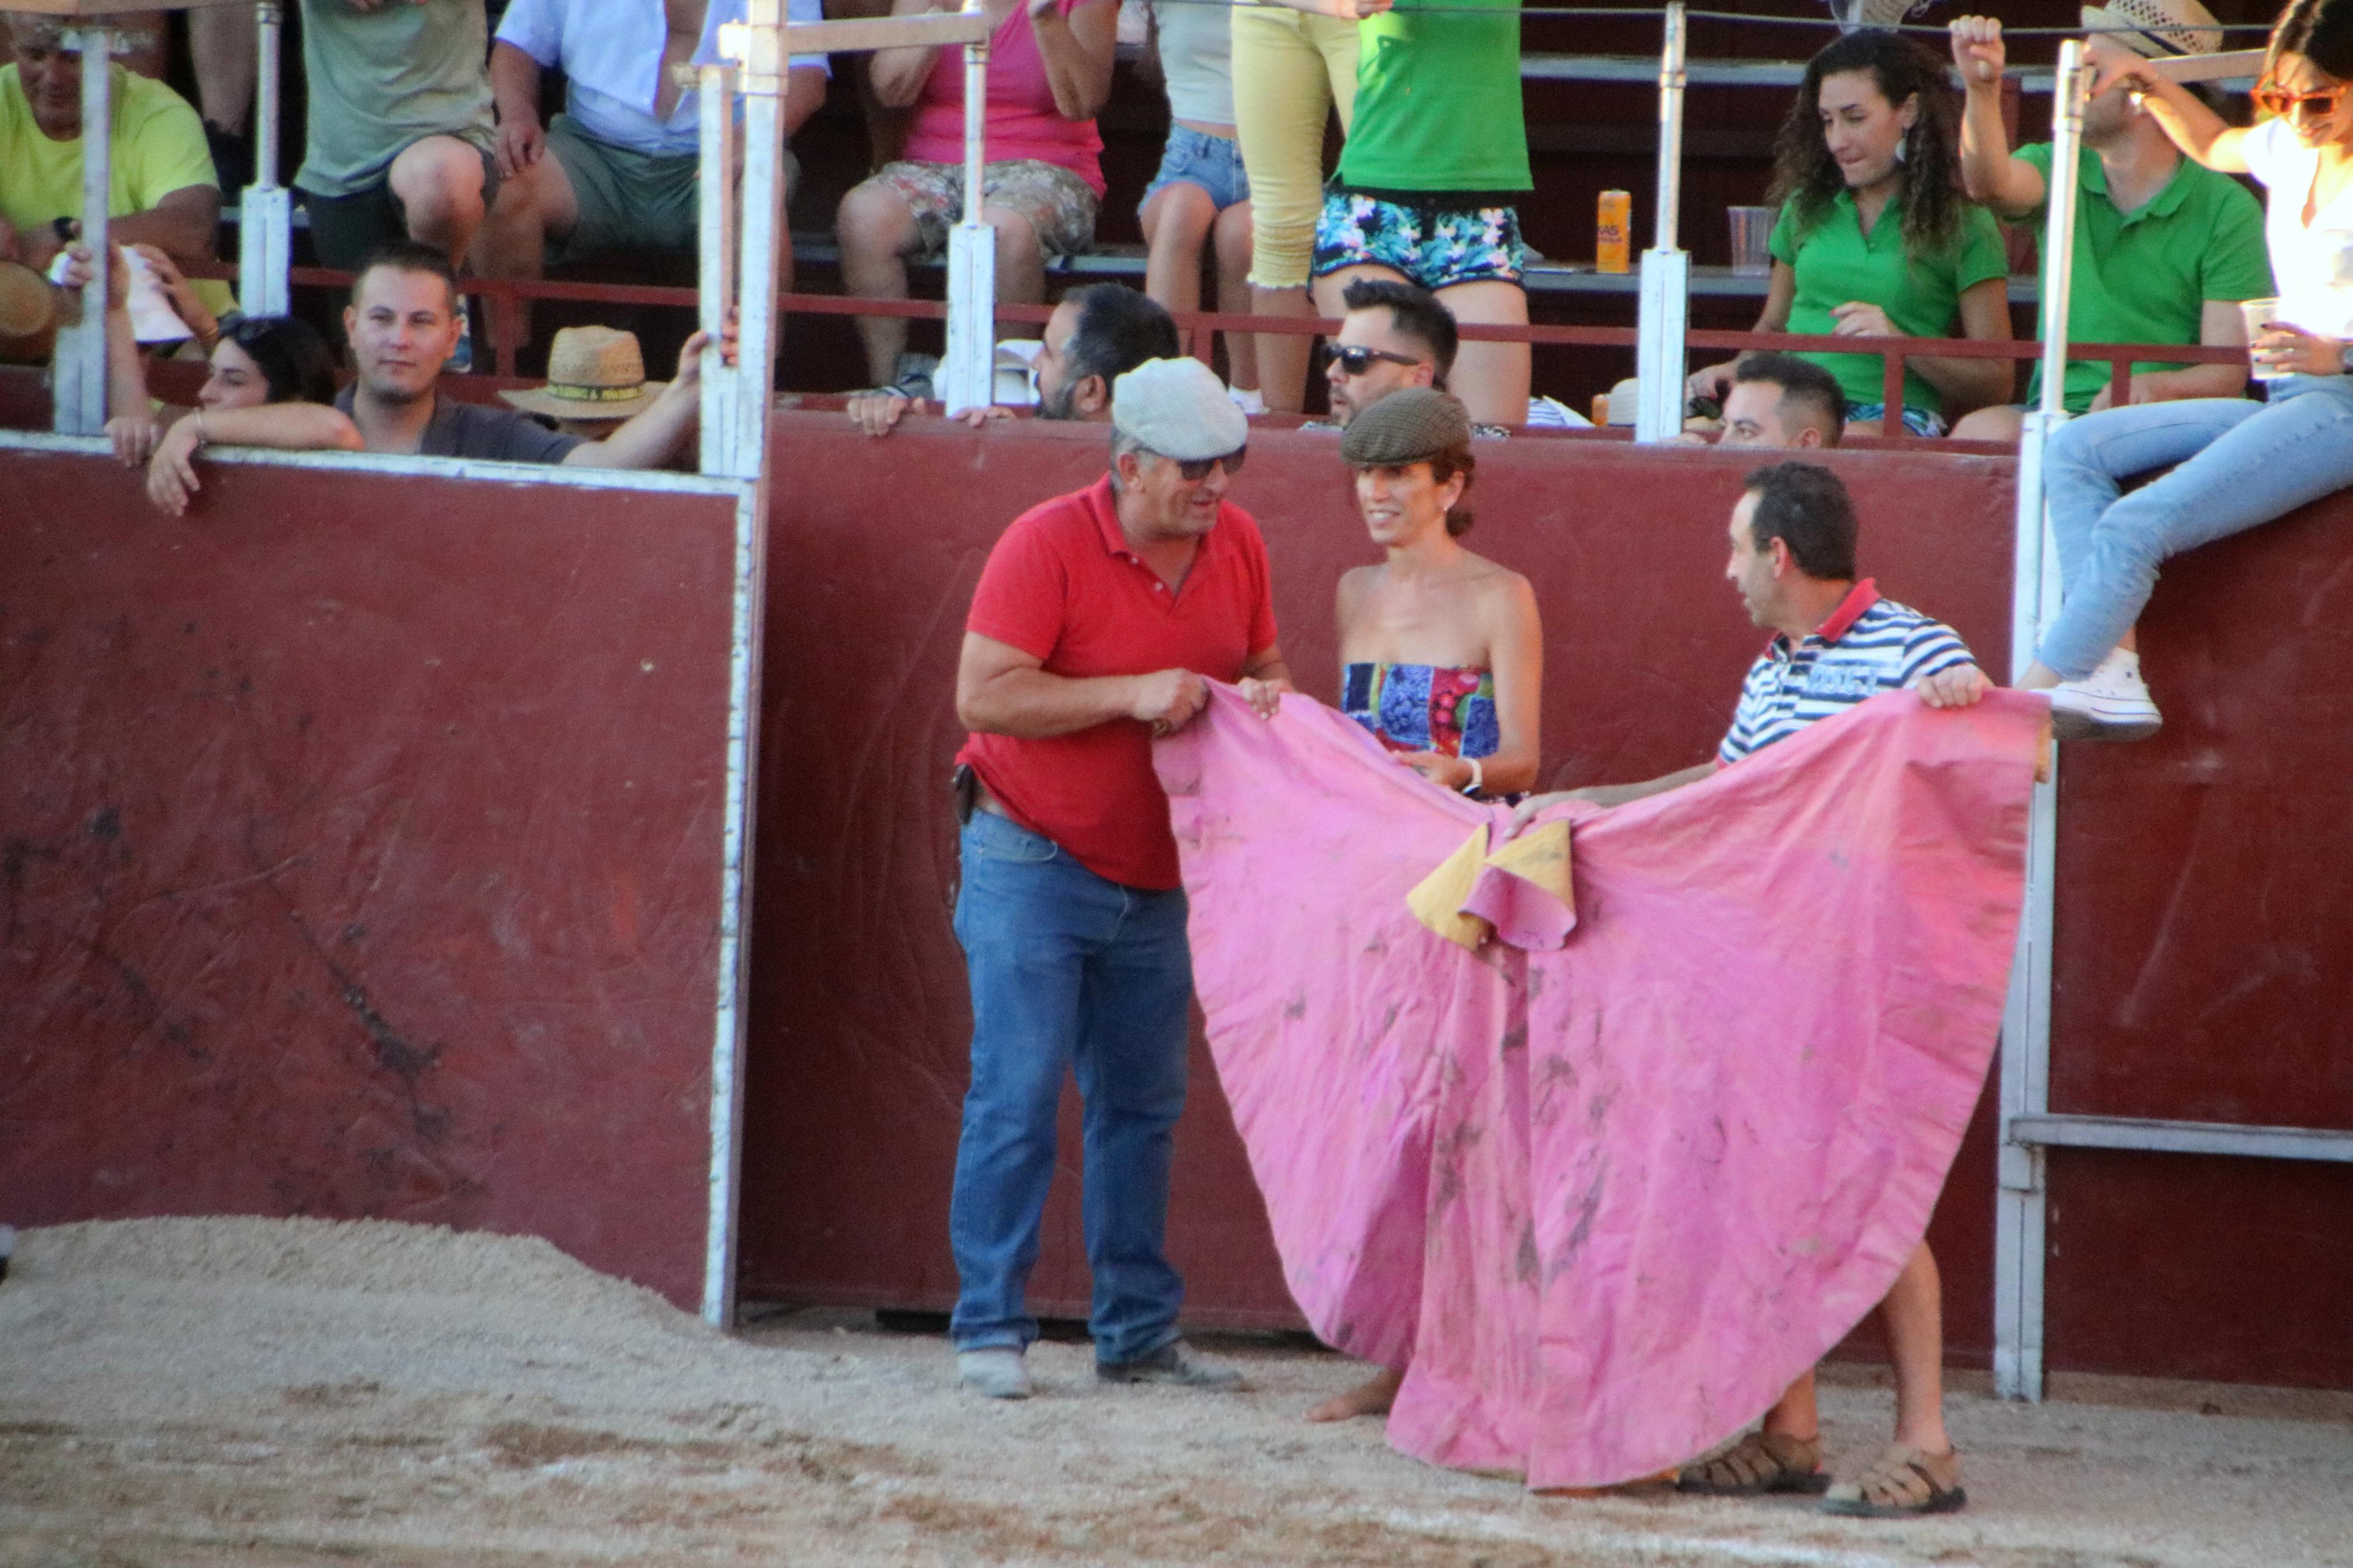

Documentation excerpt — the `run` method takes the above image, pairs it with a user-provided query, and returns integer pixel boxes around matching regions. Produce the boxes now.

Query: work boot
[2046,648,2162,742]
[955,1346,1033,1400]
[1096,1339,1244,1391]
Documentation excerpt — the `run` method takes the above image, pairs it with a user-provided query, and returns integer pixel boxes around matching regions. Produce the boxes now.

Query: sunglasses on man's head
[2253,76,2351,118]
[1327,344,1425,378]
[1170,447,1247,482]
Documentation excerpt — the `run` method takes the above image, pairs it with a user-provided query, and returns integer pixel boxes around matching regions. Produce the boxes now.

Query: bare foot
[1305,1366,1403,1422]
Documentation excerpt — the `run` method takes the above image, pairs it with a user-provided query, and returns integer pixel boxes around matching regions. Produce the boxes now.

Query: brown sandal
[1820,1443,1967,1517]
[1675,1430,1831,1496]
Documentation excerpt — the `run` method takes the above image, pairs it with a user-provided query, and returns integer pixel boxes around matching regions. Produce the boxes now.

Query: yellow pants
[1230,5,1360,290]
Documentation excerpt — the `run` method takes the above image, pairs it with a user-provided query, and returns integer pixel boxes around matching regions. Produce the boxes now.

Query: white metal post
[1634,1,1689,443]
[1993,38,2088,1405]
[940,0,995,415]
[696,59,741,477]
[240,1,291,317]
[54,27,112,436]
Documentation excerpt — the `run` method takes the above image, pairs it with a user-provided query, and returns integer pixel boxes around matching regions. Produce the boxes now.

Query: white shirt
[498,0,827,159]
[2240,116,2353,340]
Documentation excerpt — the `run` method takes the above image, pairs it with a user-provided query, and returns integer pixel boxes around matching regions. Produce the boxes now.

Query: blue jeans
[948,809,1193,1363]
[2038,376,2353,678]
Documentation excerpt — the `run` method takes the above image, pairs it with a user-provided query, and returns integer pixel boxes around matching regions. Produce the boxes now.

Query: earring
[1893,125,1913,165]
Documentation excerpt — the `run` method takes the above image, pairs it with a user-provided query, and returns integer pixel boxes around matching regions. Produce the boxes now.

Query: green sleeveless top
[1336,0,1531,196]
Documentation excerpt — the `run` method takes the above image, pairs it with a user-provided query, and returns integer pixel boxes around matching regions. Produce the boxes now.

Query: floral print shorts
[1312,190,1530,290]
[873,158,1100,260]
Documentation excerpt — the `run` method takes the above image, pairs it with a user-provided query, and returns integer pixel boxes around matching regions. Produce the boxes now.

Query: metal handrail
[224,261,2256,440]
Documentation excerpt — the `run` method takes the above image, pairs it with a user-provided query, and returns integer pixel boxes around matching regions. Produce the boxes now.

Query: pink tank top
[902,0,1106,197]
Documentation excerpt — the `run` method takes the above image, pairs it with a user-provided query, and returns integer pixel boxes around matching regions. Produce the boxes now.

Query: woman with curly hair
[1691,30,2013,438]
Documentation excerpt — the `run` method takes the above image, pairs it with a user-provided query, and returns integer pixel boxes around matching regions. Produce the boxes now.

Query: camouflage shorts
[872,159,1100,259]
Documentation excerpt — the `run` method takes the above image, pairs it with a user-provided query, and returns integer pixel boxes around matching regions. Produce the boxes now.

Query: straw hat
[0,259,58,365]
[2081,0,2220,58]
[498,326,666,421]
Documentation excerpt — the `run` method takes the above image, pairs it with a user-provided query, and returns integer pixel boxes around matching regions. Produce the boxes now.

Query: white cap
[1112,358,1248,461]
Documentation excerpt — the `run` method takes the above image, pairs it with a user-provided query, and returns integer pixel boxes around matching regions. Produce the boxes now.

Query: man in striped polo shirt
[1515,461,1989,1516]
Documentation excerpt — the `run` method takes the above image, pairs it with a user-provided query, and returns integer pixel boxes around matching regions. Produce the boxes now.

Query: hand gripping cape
[1155,684,2042,1489]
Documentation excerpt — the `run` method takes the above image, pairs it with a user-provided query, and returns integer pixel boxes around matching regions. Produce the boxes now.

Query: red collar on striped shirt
[1772,577,1880,656]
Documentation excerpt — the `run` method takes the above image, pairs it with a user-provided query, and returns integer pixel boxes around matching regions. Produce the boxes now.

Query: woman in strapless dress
[1309,387,1543,1423]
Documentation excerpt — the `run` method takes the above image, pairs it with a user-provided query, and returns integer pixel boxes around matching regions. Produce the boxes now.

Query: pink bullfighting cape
[1155,684,2041,1489]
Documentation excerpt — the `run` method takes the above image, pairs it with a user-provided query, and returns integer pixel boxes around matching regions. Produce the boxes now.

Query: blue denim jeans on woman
[949,808,1193,1364]
[2038,375,2353,678]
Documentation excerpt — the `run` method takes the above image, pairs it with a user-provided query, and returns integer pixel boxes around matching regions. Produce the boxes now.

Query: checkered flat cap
[1112,358,1248,461]
[1339,389,1474,466]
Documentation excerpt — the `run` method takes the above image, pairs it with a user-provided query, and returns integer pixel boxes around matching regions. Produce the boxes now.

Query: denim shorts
[1140,125,1251,216]
[1312,189,1530,290]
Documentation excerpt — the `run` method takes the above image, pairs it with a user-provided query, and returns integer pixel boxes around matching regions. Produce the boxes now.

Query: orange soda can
[1596,190,1632,273]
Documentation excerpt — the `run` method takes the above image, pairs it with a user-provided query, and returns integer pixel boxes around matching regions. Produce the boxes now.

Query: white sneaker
[956,1346,1033,1400]
[2046,648,2162,742]
[1227,385,1267,417]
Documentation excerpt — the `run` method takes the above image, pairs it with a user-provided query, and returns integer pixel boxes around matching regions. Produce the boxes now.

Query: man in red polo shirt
[947,358,1293,1401]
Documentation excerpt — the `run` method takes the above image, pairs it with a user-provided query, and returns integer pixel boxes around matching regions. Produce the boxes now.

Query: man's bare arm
[957,631,1208,738]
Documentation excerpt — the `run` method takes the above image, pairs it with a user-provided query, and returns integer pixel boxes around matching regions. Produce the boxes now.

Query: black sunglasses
[1328,344,1425,378]
[1169,447,1247,482]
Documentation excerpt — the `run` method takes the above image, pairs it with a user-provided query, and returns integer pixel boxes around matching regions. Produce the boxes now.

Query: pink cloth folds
[1156,684,2041,1489]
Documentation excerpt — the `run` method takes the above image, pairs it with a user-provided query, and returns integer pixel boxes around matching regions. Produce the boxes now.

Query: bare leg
[837,178,921,386]
[1215,203,1258,392]
[188,3,258,136]
[1436,279,1531,429]
[981,202,1047,336]
[1950,404,2024,444]
[470,150,579,353]
[1141,181,1215,350]
[1759,1367,1820,1443]
[389,135,491,265]
[1880,1240,1950,1455]
[1306,1364,1402,1422]
[1251,285,1319,413]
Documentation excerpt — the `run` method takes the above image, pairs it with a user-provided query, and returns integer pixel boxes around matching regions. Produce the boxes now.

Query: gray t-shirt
[296,0,497,197]
[337,385,587,464]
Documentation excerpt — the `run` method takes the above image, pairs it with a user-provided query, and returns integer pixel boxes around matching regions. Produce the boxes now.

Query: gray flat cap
[1340,387,1473,466]
[1112,358,1248,461]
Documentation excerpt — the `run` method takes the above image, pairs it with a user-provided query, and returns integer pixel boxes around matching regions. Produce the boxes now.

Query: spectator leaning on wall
[141,240,729,515]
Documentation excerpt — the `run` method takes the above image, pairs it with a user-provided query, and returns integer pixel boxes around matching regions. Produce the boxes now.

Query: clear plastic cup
[2241,297,2285,381]
[1729,207,1775,276]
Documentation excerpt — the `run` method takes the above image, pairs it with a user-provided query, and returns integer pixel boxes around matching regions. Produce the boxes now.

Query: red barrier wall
[747,415,2022,1356]
[0,449,743,1312]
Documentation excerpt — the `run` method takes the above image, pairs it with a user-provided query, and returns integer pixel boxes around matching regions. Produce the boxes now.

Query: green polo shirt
[1337,0,1531,194]
[1769,190,2009,415]
[2014,142,2272,412]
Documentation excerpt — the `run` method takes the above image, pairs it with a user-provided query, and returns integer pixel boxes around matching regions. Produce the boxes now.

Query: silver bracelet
[1460,756,1485,797]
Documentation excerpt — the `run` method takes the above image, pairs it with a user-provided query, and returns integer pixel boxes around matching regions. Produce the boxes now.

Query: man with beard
[845,282,1179,437]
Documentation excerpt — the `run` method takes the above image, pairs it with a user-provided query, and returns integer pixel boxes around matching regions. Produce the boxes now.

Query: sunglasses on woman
[1327,344,1425,378]
[1169,447,1247,482]
[2252,75,2351,119]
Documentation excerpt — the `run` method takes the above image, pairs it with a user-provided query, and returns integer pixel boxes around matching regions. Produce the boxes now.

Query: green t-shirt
[1768,189,2010,414]
[0,64,232,313]
[0,63,216,240]
[2013,142,2273,413]
[296,0,496,197]
[1336,0,1531,194]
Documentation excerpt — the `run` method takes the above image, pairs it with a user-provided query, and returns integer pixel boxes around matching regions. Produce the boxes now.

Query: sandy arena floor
[3,1218,2349,1567]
